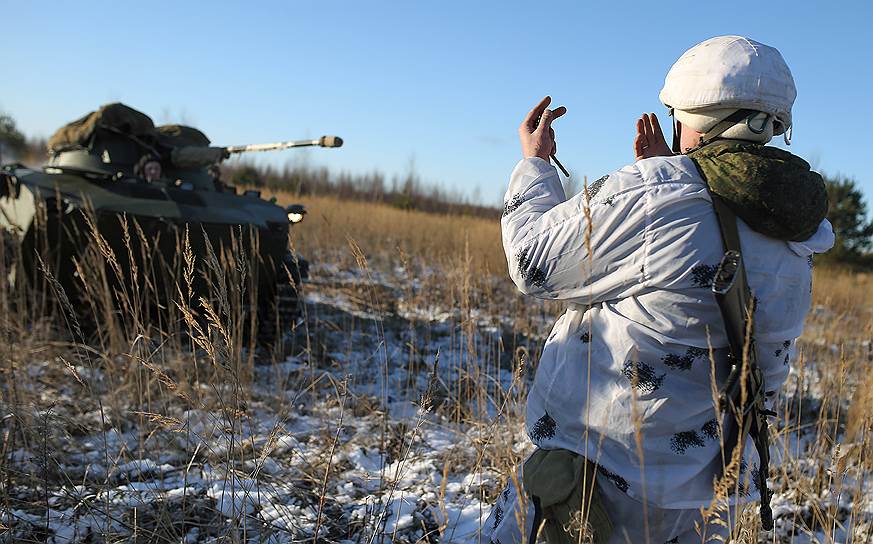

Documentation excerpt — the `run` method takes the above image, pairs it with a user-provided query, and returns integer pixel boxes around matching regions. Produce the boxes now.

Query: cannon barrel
[225,135,343,155]
[170,136,343,168]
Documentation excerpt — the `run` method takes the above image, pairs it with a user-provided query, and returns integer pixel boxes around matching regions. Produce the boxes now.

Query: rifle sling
[707,189,775,530]
[710,196,743,262]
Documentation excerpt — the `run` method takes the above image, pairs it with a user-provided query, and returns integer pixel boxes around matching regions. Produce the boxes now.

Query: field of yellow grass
[264,193,506,275]
[0,192,871,543]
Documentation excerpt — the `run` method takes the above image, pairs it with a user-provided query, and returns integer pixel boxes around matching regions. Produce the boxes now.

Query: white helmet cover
[659,36,796,135]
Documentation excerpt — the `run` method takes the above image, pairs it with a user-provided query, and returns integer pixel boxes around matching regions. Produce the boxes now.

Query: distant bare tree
[0,113,27,164]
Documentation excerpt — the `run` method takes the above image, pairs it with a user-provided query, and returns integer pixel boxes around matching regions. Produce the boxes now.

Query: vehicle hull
[1,166,306,333]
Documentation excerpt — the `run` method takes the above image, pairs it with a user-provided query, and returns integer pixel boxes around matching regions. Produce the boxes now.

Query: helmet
[659,36,796,139]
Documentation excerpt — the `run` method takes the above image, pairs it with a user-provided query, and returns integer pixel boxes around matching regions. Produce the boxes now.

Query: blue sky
[3,0,872,205]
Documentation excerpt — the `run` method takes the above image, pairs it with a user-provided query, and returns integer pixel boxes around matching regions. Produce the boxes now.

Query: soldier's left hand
[634,112,673,161]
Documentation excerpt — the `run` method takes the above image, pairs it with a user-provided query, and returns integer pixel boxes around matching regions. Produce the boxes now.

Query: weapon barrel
[225,135,343,155]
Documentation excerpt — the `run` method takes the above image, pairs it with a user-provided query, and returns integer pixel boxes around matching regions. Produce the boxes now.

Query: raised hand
[519,96,567,161]
[634,112,673,161]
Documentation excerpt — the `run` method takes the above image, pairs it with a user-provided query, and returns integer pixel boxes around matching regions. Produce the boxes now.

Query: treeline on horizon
[221,161,501,219]
[2,111,872,267]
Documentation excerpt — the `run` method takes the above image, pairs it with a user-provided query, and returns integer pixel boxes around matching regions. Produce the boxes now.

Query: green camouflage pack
[688,140,828,242]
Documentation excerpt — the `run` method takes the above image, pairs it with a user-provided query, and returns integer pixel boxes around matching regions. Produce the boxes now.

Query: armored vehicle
[0,103,342,334]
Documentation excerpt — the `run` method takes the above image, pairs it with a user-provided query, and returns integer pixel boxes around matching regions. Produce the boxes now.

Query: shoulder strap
[709,194,743,254]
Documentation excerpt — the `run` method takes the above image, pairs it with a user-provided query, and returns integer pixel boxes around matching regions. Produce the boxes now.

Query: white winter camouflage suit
[483,155,834,543]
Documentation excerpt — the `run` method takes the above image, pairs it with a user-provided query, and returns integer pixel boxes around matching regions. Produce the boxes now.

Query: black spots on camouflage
[580,331,590,343]
[662,346,709,371]
[673,418,720,453]
[751,464,763,493]
[491,503,503,529]
[597,465,629,494]
[730,459,750,496]
[622,361,666,394]
[777,340,792,365]
[670,430,706,454]
[688,346,709,358]
[502,193,525,217]
[807,255,814,269]
[701,418,719,441]
[585,174,609,200]
[515,246,547,289]
[665,538,680,544]
[529,412,557,442]
[502,487,510,502]
[662,352,694,371]
[691,264,719,288]
[729,459,752,497]
[775,340,791,357]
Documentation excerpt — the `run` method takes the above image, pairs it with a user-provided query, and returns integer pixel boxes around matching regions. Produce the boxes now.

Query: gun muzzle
[319,135,343,148]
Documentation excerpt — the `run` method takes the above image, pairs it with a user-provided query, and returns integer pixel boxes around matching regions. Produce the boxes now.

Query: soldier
[485,36,833,543]
[134,154,163,183]
[207,164,227,192]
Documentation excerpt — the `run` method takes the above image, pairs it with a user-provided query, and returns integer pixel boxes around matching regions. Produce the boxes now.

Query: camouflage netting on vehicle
[47,103,155,152]
[155,125,210,148]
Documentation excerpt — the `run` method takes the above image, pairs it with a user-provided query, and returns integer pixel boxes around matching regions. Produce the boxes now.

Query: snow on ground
[1,262,871,543]
[1,263,539,543]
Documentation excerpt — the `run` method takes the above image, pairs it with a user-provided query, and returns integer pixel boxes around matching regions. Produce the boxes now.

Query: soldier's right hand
[519,96,567,162]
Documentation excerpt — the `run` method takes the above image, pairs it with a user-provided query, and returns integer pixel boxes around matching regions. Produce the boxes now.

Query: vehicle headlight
[286,204,306,224]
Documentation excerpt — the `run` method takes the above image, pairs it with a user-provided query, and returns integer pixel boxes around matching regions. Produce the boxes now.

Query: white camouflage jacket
[502,155,834,508]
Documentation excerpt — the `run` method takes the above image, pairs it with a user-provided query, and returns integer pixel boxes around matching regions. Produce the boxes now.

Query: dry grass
[264,192,506,276]
[812,267,873,315]
[0,192,870,543]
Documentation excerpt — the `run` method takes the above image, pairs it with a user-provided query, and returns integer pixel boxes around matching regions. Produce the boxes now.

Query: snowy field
[1,196,872,543]
[1,259,543,543]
